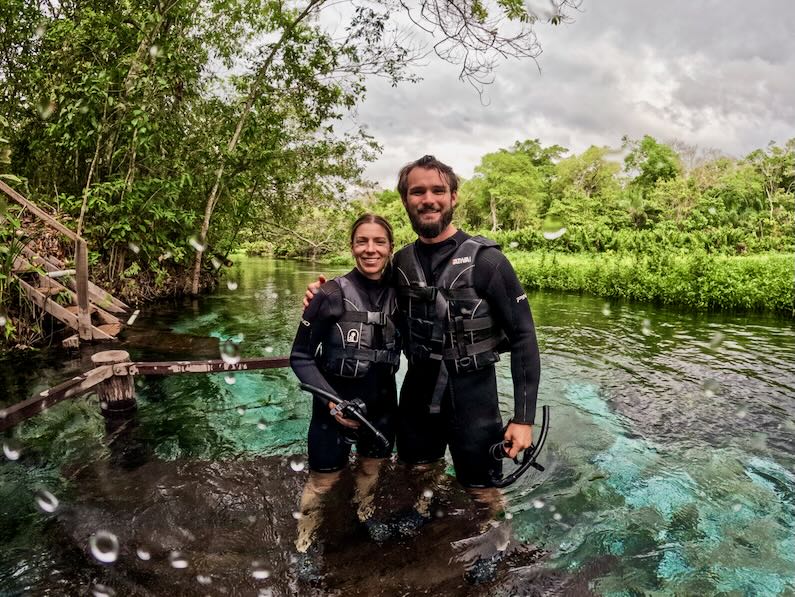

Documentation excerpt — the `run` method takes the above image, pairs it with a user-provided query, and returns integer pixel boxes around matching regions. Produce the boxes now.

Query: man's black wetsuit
[395,230,541,487]
[290,269,398,472]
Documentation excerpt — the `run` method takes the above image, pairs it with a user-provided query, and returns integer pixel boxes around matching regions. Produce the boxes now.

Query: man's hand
[503,423,533,459]
[328,400,360,429]
[303,275,326,309]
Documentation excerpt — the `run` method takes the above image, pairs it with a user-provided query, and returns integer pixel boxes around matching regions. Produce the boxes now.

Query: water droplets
[532,499,545,509]
[126,309,140,325]
[708,331,725,349]
[3,438,21,461]
[91,583,116,597]
[292,511,303,520]
[732,503,742,513]
[128,242,140,254]
[148,45,162,59]
[601,303,611,317]
[541,216,567,241]
[220,339,241,365]
[89,531,120,563]
[702,379,720,398]
[136,546,151,560]
[39,99,56,120]
[257,418,267,430]
[504,511,513,520]
[708,206,717,215]
[196,574,212,585]
[553,512,562,521]
[35,489,59,513]
[0,312,7,328]
[508,241,519,249]
[236,406,246,416]
[735,407,748,419]
[227,280,239,291]
[225,374,237,385]
[211,257,223,270]
[640,319,652,337]
[422,488,434,499]
[264,346,273,353]
[251,561,271,579]
[290,460,305,472]
[188,236,206,252]
[33,22,47,40]
[169,550,189,569]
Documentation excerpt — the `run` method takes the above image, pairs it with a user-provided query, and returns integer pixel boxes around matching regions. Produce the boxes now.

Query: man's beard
[408,205,454,239]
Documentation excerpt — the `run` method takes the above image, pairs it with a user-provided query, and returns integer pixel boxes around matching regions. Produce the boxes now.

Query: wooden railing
[0,179,92,340]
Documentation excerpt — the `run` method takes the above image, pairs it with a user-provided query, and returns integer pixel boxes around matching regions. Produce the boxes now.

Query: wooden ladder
[1,180,131,346]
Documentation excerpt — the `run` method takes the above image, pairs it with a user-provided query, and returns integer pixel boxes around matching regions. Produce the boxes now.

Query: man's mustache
[417,206,441,214]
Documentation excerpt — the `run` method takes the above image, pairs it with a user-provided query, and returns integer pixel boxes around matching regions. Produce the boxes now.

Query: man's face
[403,167,457,240]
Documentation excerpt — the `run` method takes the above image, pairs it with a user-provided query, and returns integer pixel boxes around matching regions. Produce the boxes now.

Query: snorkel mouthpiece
[489,405,550,488]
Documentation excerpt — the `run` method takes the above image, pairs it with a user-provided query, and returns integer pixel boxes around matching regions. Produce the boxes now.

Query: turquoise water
[1,256,794,595]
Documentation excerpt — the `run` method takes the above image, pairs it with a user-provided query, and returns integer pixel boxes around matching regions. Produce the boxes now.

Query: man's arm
[477,248,541,457]
[302,275,326,309]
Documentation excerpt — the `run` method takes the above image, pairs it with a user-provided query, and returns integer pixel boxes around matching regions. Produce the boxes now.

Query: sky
[341,0,795,188]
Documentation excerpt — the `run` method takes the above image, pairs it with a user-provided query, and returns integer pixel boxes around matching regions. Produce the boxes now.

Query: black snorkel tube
[489,405,550,488]
[299,383,390,449]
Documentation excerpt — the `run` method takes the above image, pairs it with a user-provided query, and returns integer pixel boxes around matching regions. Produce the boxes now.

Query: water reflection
[1,257,793,595]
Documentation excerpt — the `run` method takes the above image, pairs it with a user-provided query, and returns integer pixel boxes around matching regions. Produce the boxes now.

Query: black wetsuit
[395,230,541,487]
[290,269,398,472]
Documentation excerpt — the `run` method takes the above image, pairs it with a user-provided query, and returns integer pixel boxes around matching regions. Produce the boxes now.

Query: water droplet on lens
[33,23,47,40]
[196,574,212,585]
[188,236,205,252]
[211,257,222,270]
[225,374,236,385]
[709,331,725,349]
[601,303,611,316]
[149,45,160,58]
[89,531,119,563]
[504,511,513,520]
[251,561,270,579]
[736,408,747,418]
[553,512,562,521]
[732,503,741,512]
[0,314,7,327]
[3,439,21,460]
[290,460,305,472]
[35,489,59,512]
[435,509,445,518]
[292,511,302,520]
[136,546,151,560]
[257,418,267,430]
[508,241,519,249]
[40,100,56,120]
[641,319,652,336]
[227,280,238,291]
[264,346,273,353]
[92,583,116,597]
[220,340,241,365]
[708,206,717,215]
[422,489,433,499]
[269,292,278,299]
[236,406,246,415]
[702,379,720,397]
[532,499,545,509]
[548,505,556,512]
[128,242,140,254]
[541,216,567,240]
[169,551,189,568]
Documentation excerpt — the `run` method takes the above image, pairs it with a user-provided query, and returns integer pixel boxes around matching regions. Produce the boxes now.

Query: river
[1,256,794,596]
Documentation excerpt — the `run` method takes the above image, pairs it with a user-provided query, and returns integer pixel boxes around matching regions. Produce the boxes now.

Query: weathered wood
[1,355,290,431]
[91,350,136,413]
[0,365,113,432]
[75,240,91,341]
[0,179,79,241]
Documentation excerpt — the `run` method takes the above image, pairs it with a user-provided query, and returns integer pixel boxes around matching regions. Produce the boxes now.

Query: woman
[289,213,400,556]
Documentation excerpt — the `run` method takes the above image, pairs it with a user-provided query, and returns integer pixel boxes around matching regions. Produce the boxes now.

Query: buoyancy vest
[393,236,506,377]
[320,275,400,379]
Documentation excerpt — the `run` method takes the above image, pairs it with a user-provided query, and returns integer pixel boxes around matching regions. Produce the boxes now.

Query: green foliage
[623,135,682,192]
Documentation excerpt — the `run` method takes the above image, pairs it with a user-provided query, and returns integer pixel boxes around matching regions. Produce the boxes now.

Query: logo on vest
[451,256,472,265]
[346,329,359,344]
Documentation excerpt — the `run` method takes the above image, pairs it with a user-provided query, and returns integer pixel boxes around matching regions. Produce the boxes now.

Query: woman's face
[351,222,392,280]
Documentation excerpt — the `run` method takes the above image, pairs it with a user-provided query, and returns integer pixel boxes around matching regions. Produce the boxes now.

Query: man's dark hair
[396,155,459,200]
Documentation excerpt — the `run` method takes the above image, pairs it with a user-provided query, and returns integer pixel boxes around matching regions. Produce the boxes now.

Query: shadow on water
[2,257,795,595]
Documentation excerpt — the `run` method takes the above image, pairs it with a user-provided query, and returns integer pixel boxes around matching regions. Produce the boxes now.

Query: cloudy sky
[341,0,795,187]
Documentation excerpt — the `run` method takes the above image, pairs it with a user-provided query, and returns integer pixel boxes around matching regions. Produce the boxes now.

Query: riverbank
[304,249,794,315]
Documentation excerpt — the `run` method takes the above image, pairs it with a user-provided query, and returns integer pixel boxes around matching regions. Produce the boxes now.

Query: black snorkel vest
[320,275,400,379]
[393,236,506,377]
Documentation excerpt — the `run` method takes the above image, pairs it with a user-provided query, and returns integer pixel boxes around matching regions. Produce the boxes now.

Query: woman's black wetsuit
[290,269,399,472]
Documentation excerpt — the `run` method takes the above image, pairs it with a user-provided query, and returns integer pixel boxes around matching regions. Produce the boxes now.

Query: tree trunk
[189,0,324,295]
[490,194,498,232]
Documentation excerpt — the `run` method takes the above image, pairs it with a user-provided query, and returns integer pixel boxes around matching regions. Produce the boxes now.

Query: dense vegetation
[253,136,794,314]
[0,0,577,346]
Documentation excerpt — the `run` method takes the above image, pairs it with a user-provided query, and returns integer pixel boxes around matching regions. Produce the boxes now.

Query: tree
[623,135,682,192]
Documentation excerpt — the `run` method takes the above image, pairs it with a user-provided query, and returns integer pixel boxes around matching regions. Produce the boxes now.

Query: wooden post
[91,350,136,414]
[76,239,92,341]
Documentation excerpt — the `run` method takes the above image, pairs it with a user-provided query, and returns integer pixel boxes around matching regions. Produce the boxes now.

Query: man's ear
[451,191,458,208]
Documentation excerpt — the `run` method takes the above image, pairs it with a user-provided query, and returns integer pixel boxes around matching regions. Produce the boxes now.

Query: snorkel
[299,383,390,449]
[489,405,550,488]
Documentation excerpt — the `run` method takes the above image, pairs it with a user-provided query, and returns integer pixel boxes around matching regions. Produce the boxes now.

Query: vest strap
[339,311,388,325]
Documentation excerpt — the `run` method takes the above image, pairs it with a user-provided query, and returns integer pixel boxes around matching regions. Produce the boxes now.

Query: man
[306,155,541,497]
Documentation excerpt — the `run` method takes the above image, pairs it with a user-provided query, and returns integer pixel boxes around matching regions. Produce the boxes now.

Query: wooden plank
[17,277,80,330]
[0,365,113,432]
[128,356,290,376]
[0,180,79,241]
[75,240,91,341]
